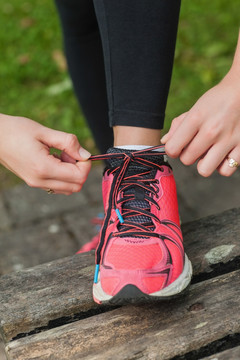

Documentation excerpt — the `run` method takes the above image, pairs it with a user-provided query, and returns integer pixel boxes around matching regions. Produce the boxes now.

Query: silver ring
[46,188,54,194]
[227,158,239,168]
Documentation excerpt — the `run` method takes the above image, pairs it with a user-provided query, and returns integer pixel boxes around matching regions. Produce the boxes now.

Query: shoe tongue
[106,147,164,174]
[106,147,163,230]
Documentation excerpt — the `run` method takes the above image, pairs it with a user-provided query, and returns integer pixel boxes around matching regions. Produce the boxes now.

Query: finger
[197,142,233,177]
[164,113,199,158]
[179,129,215,165]
[40,129,91,161]
[61,151,76,164]
[48,157,92,184]
[161,112,188,144]
[43,189,72,196]
[217,148,240,177]
[41,179,84,194]
[52,152,61,160]
[36,153,91,185]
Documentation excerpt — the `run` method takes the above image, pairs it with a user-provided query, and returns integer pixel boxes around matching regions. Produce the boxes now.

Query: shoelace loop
[90,145,167,238]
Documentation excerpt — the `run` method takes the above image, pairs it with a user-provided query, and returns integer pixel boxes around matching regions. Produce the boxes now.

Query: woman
[1,1,239,304]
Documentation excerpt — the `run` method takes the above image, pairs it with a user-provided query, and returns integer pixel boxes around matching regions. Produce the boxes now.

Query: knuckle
[36,164,47,178]
[187,113,199,126]
[180,154,192,166]
[204,122,223,140]
[198,169,209,177]
[218,167,232,177]
[73,172,86,186]
[81,173,88,184]
[65,133,78,148]
[73,184,82,193]
[25,179,35,188]
[165,143,178,158]
[25,178,38,188]
[205,128,218,140]
[197,165,210,177]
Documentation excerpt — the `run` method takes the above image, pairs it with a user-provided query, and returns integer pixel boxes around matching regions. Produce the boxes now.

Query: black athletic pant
[55,0,181,153]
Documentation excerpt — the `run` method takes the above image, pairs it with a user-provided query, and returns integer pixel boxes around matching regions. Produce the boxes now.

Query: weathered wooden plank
[0,338,6,360]
[182,207,240,276]
[0,208,239,343]
[5,269,240,360]
[202,345,240,360]
[0,253,95,343]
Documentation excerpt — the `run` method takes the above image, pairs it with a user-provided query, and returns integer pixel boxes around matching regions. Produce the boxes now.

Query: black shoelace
[89,145,170,264]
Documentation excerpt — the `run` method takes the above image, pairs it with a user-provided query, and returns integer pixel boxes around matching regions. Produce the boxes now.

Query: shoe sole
[93,254,193,305]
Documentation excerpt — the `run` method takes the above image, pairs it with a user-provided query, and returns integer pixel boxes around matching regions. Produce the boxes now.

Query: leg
[54,0,113,153]
[93,0,181,145]
[89,1,192,304]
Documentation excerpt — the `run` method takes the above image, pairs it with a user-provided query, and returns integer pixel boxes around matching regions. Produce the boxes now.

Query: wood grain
[0,252,95,342]
[202,346,240,360]
[0,208,239,343]
[6,269,240,360]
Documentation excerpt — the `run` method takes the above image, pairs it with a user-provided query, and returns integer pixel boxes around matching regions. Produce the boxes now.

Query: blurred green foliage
[0,0,92,146]
[0,0,239,187]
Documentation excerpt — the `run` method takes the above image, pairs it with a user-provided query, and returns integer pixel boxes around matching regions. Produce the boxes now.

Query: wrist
[221,67,240,93]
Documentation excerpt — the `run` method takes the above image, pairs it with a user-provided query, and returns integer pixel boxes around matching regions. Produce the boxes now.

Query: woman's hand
[161,31,240,178]
[0,114,92,195]
[161,72,240,177]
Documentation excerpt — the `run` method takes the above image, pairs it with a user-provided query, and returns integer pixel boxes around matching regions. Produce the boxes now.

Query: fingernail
[161,135,167,144]
[79,147,91,160]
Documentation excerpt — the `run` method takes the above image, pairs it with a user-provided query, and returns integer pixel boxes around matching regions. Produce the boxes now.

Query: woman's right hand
[0,114,92,195]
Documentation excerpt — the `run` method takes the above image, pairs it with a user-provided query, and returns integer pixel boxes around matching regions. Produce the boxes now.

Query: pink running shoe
[91,146,192,304]
[76,214,103,254]
[76,234,99,254]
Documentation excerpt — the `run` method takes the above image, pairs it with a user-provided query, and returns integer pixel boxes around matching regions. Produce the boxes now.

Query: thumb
[40,128,91,161]
[161,112,188,144]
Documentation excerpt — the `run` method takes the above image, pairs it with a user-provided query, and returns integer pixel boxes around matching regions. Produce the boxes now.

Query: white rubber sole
[93,254,193,304]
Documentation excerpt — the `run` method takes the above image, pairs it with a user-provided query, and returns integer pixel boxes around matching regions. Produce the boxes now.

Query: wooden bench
[0,207,240,360]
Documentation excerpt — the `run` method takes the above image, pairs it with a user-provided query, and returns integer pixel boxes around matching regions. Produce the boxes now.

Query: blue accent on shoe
[115,208,124,223]
[94,264,100,283]
[97,212,104,219]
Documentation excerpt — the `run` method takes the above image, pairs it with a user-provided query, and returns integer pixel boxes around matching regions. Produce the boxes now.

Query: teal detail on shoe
[115,208,124,223]
[94,264,100,283]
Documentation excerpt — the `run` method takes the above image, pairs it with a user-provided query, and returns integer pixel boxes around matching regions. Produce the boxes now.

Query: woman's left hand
[161,70,240,177]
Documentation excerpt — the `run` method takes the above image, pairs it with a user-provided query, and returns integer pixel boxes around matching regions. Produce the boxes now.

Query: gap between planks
[0,207,240,359]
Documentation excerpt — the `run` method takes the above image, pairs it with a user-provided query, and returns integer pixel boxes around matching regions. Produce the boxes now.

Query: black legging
[55,0,181,153]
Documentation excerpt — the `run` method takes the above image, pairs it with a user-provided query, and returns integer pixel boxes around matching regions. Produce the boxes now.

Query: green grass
[0,1,92,142]
[0,0,239,188]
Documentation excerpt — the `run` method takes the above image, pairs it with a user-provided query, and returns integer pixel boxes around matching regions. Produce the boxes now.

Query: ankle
[113,126,161,147]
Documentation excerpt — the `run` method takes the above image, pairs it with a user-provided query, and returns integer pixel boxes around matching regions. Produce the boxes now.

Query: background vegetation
[0,0,239,188]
